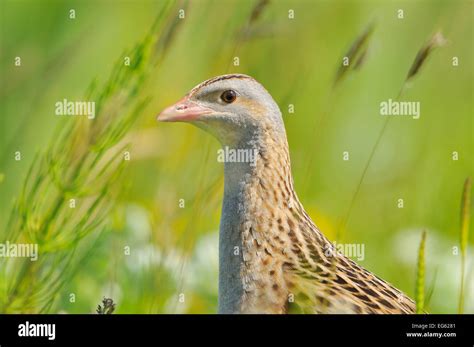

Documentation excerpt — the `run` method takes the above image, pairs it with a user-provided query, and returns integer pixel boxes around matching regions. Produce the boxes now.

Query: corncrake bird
[158,74,416,314]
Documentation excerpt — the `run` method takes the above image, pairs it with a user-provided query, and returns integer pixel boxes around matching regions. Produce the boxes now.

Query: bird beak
[157,96,213,122]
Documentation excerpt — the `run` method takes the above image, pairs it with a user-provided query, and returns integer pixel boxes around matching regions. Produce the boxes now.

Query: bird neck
[218,129,302,313]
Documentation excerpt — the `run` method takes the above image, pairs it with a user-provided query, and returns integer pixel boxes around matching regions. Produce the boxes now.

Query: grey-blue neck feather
[217,129,265,313]
[218,161,248,313]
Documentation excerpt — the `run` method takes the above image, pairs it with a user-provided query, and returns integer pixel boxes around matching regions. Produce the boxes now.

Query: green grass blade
[458,177,471,314]
[415,230,427,314]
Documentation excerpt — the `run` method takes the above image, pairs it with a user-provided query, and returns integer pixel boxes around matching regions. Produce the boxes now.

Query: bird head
[157,74,285,146]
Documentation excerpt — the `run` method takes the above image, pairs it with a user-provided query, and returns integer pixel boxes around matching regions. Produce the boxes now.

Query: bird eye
[221,90,237,104]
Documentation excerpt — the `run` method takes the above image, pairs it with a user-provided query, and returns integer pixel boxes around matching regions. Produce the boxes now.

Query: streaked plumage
[158,74,415,314]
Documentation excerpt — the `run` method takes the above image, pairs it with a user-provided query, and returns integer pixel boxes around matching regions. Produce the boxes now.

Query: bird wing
[282,221,416,314]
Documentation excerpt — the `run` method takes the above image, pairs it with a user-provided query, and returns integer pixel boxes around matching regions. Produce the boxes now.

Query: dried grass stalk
[334,22,375,85]
[406,31,447,82]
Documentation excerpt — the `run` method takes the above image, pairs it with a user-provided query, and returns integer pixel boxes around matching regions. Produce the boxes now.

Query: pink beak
[157,96,213,122]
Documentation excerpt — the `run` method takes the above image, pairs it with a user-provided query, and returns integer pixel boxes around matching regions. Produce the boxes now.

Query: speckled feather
[234,124,414,314]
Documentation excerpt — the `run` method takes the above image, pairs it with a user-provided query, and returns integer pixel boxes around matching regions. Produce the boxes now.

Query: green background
[0,0,472,313]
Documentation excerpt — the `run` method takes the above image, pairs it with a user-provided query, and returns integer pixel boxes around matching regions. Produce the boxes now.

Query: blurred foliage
[0,0,472,313]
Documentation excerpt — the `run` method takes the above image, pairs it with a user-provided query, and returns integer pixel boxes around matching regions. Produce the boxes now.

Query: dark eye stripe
[221,90,237,104]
